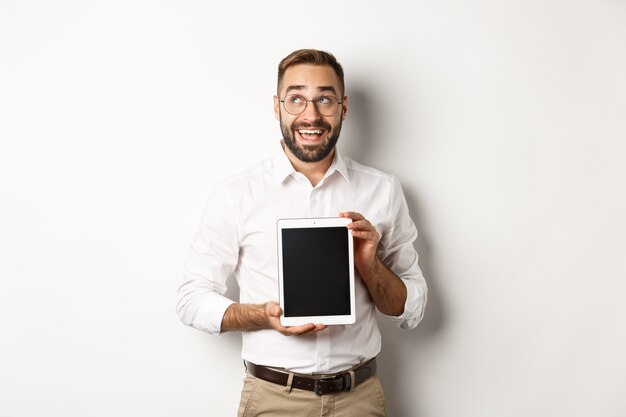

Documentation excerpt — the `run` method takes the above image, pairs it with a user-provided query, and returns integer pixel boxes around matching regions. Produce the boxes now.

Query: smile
[297,128,326,143]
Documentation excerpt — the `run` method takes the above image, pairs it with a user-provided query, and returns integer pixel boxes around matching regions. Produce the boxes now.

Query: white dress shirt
[177,143,427,373]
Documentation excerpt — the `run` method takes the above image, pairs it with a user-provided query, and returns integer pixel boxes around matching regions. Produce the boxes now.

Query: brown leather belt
[245,358,376,396]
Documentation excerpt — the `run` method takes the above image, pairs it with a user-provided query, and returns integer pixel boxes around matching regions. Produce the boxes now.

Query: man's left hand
[339,211,407,316]
[339,211,380,276]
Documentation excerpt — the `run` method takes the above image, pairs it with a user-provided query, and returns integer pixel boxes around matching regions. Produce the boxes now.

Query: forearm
[220,303,270,332]
[360,257,407,316]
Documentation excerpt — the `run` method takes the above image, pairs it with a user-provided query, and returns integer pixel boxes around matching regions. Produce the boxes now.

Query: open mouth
[296,128,326,143]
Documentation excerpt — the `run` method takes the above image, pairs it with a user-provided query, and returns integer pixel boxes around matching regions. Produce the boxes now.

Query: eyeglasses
[279,94,343,117]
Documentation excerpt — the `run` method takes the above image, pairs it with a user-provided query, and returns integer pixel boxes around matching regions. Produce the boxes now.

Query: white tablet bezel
[277,217,356,326]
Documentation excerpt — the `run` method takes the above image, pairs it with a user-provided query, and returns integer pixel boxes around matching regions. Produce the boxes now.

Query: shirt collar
[272,141,351,185]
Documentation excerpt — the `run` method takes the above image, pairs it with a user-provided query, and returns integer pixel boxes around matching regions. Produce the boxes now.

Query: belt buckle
[313,375,345,396]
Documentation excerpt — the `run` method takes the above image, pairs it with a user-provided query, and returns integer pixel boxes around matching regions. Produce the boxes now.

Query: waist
[245,357,377,396]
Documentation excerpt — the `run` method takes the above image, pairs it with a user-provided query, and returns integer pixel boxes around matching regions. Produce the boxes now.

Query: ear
[273,95,280,121]
[341,95,348,121]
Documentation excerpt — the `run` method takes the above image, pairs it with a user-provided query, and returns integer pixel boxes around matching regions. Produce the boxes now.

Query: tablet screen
[282,227,351,317]
[277,217,356,326]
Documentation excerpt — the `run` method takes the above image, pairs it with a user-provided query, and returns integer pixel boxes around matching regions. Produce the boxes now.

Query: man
[177,49,427,416]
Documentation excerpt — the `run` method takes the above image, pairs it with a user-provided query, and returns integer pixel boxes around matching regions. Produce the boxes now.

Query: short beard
[280,115,342,163]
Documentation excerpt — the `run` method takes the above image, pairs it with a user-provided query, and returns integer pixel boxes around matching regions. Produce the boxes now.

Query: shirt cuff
[381,278,426,330]
[180,292,236,336]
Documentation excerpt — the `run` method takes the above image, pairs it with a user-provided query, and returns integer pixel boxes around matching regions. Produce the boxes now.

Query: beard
[280,115,342,163]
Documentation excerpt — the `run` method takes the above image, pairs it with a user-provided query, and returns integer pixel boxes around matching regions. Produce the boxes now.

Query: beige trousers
[237,373,387,417]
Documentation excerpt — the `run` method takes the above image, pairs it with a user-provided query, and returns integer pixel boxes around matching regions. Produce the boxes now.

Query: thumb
[266,302,281,317]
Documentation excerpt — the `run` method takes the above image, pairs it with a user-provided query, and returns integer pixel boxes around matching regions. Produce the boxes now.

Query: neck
[281,140,335,187]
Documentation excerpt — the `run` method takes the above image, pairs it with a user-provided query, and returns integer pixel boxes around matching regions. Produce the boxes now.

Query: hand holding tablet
[264,301,327,336]
[277,217,356,327]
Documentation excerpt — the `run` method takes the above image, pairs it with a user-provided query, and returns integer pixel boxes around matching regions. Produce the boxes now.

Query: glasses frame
[278,94,344,117]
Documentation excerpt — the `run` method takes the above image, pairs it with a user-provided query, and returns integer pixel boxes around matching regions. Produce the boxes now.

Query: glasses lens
[283,95,340,116]
[283,95,306,115]
[317,96,339,116]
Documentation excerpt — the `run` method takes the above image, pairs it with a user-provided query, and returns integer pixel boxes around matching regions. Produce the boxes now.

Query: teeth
[299,129,323,134]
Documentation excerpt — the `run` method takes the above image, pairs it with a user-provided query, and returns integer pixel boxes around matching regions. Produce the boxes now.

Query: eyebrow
[285,85,338,95]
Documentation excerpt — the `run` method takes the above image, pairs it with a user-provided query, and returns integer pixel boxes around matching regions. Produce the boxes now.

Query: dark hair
[277,49,345,96]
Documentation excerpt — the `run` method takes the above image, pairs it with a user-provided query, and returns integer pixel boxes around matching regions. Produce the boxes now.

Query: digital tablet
[277,217,356,326]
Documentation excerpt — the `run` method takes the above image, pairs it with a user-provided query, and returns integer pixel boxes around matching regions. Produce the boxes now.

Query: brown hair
[277,49,345,96]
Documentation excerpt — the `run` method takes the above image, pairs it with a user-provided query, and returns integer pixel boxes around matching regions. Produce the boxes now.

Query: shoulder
[200,155,275,222]
[343,155,399,187]
[341,156,410,216]
[212,154,275,193]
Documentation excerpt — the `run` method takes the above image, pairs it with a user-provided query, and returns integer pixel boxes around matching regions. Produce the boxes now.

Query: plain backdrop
[1,1,625,416]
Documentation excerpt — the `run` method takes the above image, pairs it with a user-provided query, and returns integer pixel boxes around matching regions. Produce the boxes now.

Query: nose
[301,99,322,121]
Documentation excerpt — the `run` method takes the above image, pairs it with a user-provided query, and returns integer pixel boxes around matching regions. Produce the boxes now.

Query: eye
[317,96,332,105]
[288,95,304,104]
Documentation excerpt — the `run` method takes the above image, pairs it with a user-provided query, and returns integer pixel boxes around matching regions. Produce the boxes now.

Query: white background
[1,1,625,416]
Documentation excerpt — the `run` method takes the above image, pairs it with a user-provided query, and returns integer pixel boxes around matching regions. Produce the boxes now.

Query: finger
[265,302,282,318]
[339,211,365,221]
[297,328,317,336]
[282,322,327,336]
[350,229,379,240]
[346,219,373,230]
[298,324,327,336]
[348,222,379,240]
[280,323,316,335]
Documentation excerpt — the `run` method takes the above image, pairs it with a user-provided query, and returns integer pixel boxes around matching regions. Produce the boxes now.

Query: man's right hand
[220,302,326,336]
[264,301,327,336]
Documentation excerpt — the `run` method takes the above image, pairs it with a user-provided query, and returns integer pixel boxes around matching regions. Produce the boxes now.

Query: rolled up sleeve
[176,185,239,335]
[378,177,428,329]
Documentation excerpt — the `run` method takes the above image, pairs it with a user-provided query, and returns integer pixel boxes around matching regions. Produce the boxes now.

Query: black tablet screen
[281,227,351,317]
